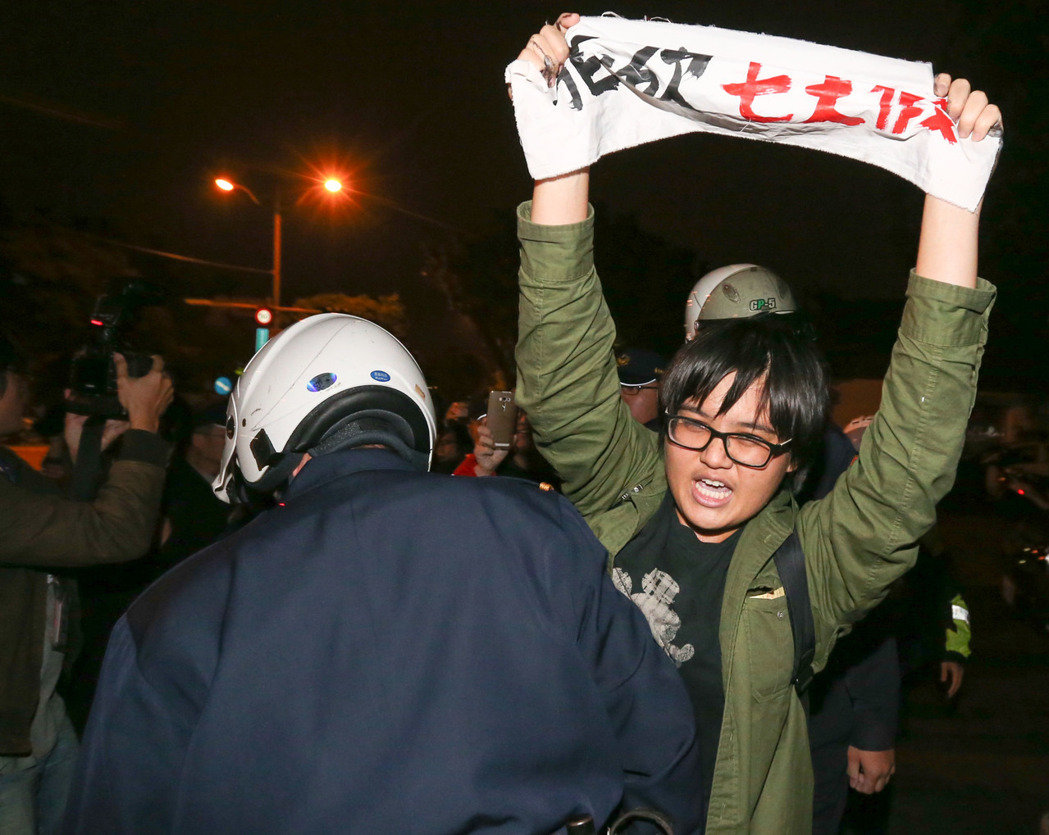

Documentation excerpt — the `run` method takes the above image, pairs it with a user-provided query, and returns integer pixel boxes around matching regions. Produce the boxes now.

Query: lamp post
[214,175,343,308]
[272,194,282,308]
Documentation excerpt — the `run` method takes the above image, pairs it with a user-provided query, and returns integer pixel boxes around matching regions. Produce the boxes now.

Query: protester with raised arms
[511,13,1000,832]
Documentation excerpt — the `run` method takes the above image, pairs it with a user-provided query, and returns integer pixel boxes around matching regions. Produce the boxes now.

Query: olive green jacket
[514,203,994,833]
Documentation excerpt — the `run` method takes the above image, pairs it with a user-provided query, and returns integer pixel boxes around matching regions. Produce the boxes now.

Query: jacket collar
[283,448,419,500]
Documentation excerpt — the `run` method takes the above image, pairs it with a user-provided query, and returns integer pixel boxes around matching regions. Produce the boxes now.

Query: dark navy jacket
[64,449,703,834]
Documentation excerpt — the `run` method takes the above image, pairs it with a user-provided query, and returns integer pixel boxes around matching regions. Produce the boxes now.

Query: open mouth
[693,477,732,507]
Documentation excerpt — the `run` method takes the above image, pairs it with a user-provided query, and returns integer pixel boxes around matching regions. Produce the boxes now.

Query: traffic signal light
[254,308,273,352]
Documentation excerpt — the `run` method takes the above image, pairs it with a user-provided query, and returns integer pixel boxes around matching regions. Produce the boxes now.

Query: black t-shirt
[613,495,741,811]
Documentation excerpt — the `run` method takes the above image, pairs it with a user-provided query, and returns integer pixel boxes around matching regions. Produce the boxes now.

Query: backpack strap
[772,531,815,694]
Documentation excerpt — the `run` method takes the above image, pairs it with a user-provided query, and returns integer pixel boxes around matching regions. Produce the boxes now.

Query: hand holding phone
[486,390,517,450]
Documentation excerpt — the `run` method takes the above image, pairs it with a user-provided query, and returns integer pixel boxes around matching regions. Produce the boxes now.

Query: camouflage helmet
[683,264,798,340]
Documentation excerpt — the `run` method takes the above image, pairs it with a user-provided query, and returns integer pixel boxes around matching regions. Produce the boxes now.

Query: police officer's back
[63,314,703,834]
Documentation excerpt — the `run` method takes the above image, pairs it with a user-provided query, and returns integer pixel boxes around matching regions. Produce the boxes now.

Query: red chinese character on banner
[803,76,863,126]
[871,85,895,131]
[889,92,958,143]
[919,97,959,142]
[891,91,924,135]
[872,88,958,143]
[723,61,793,122]
[920,106,958,143]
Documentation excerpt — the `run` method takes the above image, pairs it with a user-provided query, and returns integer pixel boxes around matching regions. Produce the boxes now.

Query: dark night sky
[1,1,1045,380]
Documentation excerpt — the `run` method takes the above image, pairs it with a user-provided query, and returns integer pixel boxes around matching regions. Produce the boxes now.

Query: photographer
[0,334,172,835]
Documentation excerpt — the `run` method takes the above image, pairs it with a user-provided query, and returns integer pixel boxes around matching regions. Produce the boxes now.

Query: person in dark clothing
[809,614,900,833]
[801,420,900,834]
[66,403,233,732]
[63,314,704,834]
[617,348,665,432]
[431,419,474,474]
[154,405,231,562]
[816,416,973,834]
[0,334,172,835]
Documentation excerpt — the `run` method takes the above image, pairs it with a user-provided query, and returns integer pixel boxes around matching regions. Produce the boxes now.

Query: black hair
[660,314,829,478]
[0,333,27,398]
[430,421,473,474]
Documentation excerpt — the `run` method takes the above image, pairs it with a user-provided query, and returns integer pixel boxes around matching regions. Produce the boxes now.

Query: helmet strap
[250,452,303,497]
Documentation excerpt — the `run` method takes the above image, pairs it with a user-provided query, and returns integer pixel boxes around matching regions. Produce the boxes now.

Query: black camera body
[66,281,161,417]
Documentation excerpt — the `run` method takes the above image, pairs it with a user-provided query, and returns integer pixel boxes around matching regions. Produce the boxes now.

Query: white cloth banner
[507,15,1001,211]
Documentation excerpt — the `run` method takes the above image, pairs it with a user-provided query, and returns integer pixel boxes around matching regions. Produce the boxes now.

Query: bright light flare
[323,178,343,193]
[215,178,235,191]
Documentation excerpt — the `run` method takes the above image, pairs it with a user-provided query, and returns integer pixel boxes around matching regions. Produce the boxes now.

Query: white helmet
[683,264,798,340]
[213,313,437,504]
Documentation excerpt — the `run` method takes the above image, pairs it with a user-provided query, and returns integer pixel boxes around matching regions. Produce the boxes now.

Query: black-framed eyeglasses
[665,412,792,468]
[621,384,659,396]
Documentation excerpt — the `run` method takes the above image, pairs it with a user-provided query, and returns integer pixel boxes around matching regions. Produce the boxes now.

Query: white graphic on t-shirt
[613,567,695,666]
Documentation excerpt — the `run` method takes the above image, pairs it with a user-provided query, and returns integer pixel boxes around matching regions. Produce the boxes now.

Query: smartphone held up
[486,390,518,450]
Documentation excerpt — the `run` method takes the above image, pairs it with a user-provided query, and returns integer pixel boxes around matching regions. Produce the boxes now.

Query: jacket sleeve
[799,273,995,667]
[843,634,900,751]
[515,202,664,541]
[62,617,190,832]
[0,430,169,567]
[63,546,227,832]
[560,499,705,833]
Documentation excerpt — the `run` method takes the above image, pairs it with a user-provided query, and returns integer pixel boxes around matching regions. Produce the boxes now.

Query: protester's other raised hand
[516,13,579,86]
[116,354,174,434]
[915,74,1000,286]
[933,74,1002,141]
[516,12,592,223]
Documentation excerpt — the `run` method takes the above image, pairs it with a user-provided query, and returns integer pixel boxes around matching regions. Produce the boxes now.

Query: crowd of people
[0,12,1003,834]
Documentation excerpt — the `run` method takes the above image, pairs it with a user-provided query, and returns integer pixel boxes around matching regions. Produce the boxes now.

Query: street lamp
[213,174,344,308]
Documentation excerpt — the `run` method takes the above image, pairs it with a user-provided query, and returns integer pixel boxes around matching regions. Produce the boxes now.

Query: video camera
[66,280,164,417]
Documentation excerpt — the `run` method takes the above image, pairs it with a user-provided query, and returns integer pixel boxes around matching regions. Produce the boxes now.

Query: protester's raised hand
[514,12,591,224]
[933,74,1002,141]
[116,353,174,434]
[516,13,579,86]
[914,74,1000,287]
